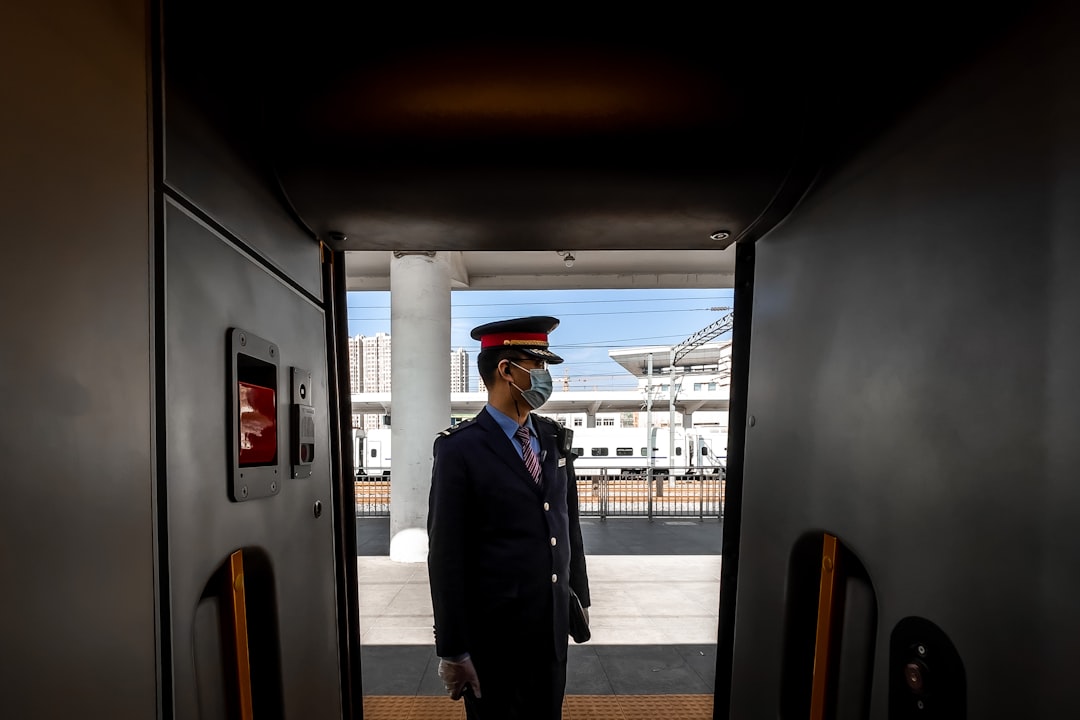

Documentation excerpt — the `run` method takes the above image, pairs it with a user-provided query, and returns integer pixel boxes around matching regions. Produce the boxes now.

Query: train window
[701,447,710,456]
[640,447,647,456]
[675,447,683,456]
[616,447,633,456]
[591,447,609,457]
[571,447,583,457]
[370,449,377,458]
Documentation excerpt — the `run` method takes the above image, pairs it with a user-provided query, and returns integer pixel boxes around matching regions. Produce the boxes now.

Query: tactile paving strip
[363,694,713,719]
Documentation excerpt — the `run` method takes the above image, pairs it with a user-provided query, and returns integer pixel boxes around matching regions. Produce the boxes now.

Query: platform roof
[608,342,731,377]
[344,249,736,292]
[351,389,729,418]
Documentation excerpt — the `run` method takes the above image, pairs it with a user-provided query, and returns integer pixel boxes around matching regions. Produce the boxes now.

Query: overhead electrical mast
[666,311,734,479]
[672,311,734,366]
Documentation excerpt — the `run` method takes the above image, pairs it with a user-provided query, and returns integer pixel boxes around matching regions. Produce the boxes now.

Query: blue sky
[346,288,734,390]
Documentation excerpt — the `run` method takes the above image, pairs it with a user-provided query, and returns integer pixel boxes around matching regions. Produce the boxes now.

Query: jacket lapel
[533,415,560,493]
[476,408,537,487]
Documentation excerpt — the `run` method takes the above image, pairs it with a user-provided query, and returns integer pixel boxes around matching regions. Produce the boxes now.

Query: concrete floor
[356,517,724,696]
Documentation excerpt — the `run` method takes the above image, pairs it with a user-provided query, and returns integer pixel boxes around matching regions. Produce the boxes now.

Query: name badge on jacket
[558,457,567,467]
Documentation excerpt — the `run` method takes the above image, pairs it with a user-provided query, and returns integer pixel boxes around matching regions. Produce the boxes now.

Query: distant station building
[550,342,731,430]
[349,333,470,428]
[350,341,730,433]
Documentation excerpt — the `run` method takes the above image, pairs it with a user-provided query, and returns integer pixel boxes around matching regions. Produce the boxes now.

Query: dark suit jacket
[427,408,590,663]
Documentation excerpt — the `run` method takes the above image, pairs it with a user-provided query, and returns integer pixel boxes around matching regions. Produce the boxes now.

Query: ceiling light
[557,250,575,268]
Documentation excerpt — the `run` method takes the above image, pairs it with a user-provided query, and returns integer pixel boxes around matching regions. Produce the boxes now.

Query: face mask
[509,362,554,409]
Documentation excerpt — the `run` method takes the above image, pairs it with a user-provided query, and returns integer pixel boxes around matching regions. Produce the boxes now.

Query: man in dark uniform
[427,316,591,719]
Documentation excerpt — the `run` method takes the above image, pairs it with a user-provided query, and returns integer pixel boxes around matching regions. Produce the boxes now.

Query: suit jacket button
[551,574,558,583]
[543,502,550,511]
[550,537,557,546]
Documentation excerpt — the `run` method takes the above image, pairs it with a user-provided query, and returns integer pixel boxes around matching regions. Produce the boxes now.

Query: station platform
[356,517,723,718]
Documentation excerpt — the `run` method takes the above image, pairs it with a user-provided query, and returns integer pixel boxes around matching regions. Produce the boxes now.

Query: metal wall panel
[164,202,340,719]
[162,0,322,299]
[730,6,1080,719]
[0,1,157,717]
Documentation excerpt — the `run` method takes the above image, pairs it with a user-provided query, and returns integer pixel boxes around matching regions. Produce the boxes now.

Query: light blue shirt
[485,404,541,458]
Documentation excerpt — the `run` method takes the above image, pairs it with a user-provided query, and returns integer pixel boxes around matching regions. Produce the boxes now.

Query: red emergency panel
[238,381,277,465]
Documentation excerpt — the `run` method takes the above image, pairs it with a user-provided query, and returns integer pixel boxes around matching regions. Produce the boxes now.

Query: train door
[353,429,375,476]
[696,436,716,474]
[155,4,354,717]
[367,438,386,474]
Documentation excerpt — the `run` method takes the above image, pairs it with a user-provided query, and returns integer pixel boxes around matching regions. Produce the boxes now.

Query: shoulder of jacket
[533,414,562,431]
[436,417,479,438]
[534,414,574,455]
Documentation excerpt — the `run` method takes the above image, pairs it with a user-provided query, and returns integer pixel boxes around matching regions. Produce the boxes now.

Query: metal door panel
[165,201,340,719]
[0,0,157,716]
[729,8,1080,717]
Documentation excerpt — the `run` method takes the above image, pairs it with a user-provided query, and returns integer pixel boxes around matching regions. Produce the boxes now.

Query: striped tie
[515,425,542,485]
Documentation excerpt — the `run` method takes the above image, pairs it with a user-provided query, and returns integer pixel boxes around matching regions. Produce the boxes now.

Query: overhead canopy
[344,250,736,291]
[609,343,732,377]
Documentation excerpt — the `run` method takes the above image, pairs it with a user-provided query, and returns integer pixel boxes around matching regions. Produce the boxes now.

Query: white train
[353,423,727,477]
[568,425,727,477]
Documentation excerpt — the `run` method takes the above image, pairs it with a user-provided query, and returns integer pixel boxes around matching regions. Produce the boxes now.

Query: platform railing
[574,467,725,520]
[355,467,725,519]
[354,474,391,518]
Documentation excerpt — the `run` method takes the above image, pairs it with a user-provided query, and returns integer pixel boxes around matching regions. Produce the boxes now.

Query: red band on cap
[480,332,548,349]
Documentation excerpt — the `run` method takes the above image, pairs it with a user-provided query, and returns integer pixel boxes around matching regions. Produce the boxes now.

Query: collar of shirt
[485,404,541,458]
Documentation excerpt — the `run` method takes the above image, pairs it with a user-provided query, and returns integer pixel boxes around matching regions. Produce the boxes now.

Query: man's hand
[438,655,482,701]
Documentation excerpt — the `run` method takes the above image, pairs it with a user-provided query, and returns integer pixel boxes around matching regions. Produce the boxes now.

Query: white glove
[438,655,482,700]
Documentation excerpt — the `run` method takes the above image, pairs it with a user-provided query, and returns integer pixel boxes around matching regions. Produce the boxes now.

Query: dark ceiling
[164,2,1036,252]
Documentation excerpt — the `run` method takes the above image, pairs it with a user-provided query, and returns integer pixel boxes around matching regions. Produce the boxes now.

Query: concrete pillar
[683,414,694,428]
[587,402,601,429]
[389,252,451,562]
